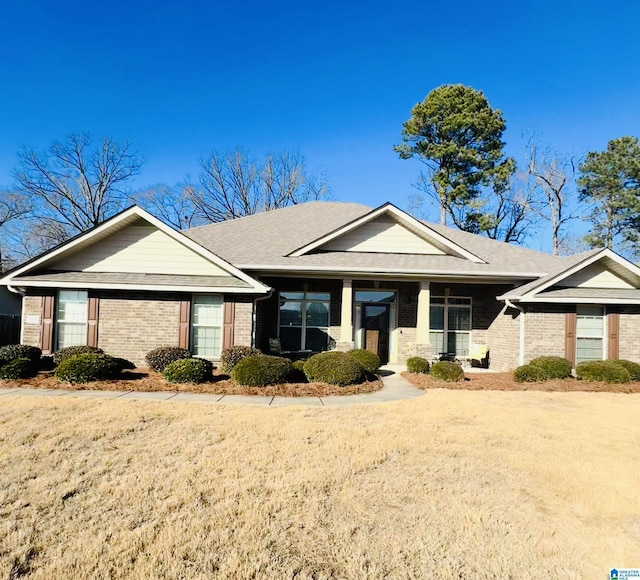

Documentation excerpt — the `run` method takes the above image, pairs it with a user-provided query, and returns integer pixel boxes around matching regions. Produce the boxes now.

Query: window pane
[448,307,471,331]
[355,291,396,303]
[430,331,444,354]
[58,290,88,323]
[430,305,444,330]
[193,326,221,357]
[576,337,603,364]
[576,314,603,337]
[193,302,222,326]
[306,327,329,351]
[58,323,87,349]
[280,302,302,326]
[281,292,304,300]
[306,302,329,327]
[307,292,330,300]
[448,332,470,357]
[431,296,445,304]
[448,297,471,305]
[280,326,302,351]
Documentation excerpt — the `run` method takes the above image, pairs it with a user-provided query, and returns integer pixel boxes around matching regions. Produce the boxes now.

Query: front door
[362,303,390,364]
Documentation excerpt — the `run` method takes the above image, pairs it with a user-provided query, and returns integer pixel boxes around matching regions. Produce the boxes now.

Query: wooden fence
[0,315,21,346]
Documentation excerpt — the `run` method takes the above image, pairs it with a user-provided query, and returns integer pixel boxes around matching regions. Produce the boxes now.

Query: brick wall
[522,304,567,363]
[232,299,253,347]
[486,304,521,371]
[98,296,180,365]
[618,306,640,362]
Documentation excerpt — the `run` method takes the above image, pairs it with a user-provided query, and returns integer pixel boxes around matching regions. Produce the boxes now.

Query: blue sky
[1,0,639,251]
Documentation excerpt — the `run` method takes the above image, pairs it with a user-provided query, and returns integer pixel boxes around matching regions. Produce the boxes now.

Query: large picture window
[56,290,88,349]
[429,296,471,357]
[192,295,223,358]
[279,291,330,351]
[576,306,604,364]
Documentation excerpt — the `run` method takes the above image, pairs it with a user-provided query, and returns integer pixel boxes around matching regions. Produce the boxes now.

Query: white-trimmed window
[429,296,472,357]
[192,295,223,358]
[279,291,330,351]
[56,290,88,349]
[576,306,605,364]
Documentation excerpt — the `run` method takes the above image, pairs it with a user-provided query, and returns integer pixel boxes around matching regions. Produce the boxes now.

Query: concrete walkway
[0,365,424,407]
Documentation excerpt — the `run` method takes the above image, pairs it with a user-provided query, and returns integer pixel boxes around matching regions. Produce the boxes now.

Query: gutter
[505,299,526,366]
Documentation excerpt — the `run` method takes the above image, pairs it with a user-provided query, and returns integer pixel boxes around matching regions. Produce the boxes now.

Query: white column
[340,279,353,342]
[416,281,431,344]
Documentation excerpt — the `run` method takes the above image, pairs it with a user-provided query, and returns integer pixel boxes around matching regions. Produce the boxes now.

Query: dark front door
[362,303,390,364]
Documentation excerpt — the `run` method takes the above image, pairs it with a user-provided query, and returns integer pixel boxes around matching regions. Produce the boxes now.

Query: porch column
[415,281,431,358]
[338,279,354,350]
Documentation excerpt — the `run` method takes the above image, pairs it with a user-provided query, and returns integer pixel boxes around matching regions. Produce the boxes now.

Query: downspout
[505,299,525,366]
[252,287,273,349]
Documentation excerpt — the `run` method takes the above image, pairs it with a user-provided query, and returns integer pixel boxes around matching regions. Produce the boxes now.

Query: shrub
[528,356,572,379]
[54,353,121,384]
[0,357,35,379]
[53,345,103,365]
[575,360,631,384]
[220,345,261,373]
[347,349,381,374]
[145,346,192,372]
[406,356,429,374]
[0,344,42,365]
[288,359,308,383]
[430,361,465,382]
[303,351,365,386]
[163,358,212,384]
[232,354,293,387]
[513,364,547,383]
[610,359,640,381]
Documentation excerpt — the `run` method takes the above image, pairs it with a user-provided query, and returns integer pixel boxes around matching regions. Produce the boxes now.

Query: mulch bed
[0,369,383,397]
[403,371,640,394]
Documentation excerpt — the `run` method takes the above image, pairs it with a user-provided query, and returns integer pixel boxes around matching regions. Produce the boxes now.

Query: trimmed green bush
[53,345,104,365]
[575,360,631,384]
[232,354,293,387]
[406,356,429,374]
[145,346,192,372]
[347,349,380,374]
[513,364,547,383]
[54,353,121,384]
[162,358,211,384]
[610,359,640,381]
[430,361,465,382]
[0,344,42,365]
[528,356,572,379]
[0,357,35,379]
[303,351,365,386]
[220,346,261,372]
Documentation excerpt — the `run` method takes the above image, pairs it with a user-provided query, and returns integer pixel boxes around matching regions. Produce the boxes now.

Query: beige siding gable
[560,262,635,289]
[321,214,447,255]
[51,222,231,277]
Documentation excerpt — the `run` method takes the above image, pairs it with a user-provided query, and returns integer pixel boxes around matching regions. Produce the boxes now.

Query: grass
[0,369,383,397]
[404,371,640,393]
[0,390,638,578]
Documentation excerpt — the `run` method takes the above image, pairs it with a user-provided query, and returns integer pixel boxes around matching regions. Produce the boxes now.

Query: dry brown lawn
[1,390,639,578]
[0,370,383,397]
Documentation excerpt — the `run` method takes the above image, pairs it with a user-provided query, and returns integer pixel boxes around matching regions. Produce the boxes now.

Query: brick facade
[522,304,568,363]
[616,306,640,362]
[21,295,44,348]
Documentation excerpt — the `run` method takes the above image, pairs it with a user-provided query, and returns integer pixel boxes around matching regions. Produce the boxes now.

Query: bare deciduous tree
[526,138,578,256]
[133,183,202,230]
[14,133,142,242]
[190,149,330,223]
[0,189,31,271]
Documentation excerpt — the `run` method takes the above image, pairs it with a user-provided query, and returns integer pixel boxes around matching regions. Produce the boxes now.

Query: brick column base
[413,343,431,359]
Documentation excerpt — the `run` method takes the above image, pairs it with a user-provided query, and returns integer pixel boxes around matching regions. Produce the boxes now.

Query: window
[576,306,604,364]
[429,296,471,357]
[192,295,223,358]
[57,290,88,349]
[279,291,330,351]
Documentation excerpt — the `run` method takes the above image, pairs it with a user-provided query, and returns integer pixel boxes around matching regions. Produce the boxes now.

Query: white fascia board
[515,248,640,301]
[288,203,485,264]
[522,296,640,305]
[237,263,545,278]
[5,279,265,294]
[0,205,269,294]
